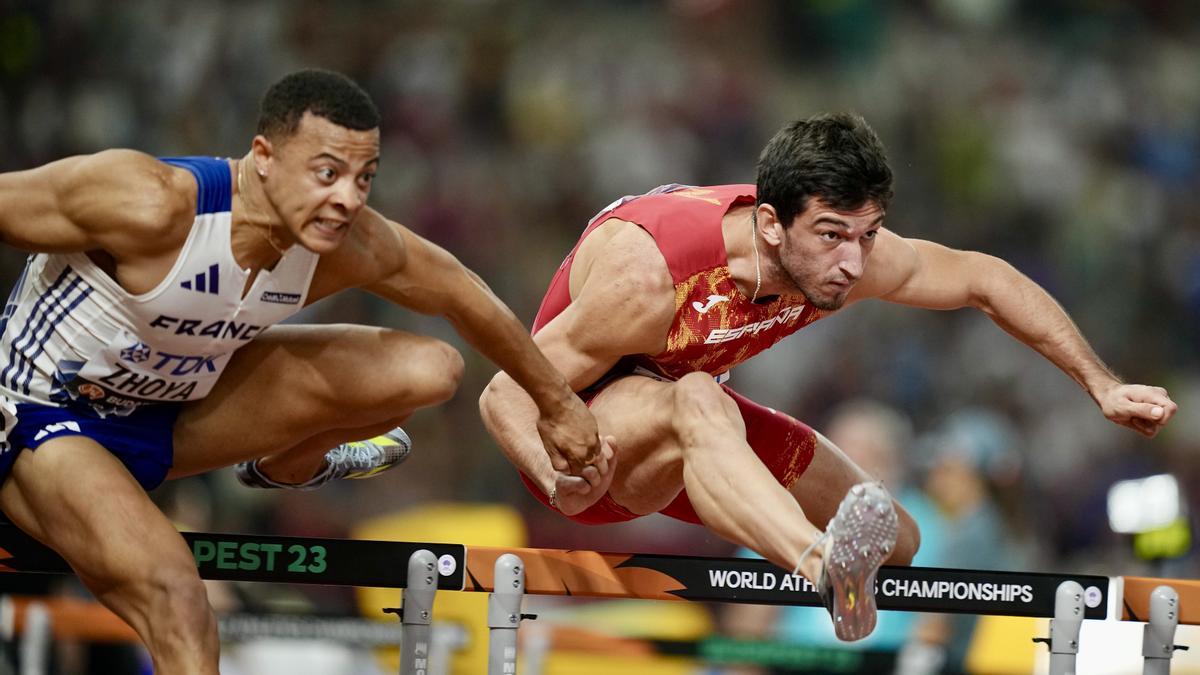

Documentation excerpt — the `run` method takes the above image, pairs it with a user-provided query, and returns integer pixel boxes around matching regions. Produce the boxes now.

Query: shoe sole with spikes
[821,481,898,642]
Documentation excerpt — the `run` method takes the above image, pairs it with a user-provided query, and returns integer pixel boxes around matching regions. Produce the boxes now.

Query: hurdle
[0,523,1191,674]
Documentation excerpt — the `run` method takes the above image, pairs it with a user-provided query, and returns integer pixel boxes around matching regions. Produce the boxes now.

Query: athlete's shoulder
[571,218,675,325]
[155,156,236,217]
[558,217,675,354]
[53,150,196,249]
[613,184,754,215]
[80,149,197,204]
[580,218,669,280]
[668,184,755,204]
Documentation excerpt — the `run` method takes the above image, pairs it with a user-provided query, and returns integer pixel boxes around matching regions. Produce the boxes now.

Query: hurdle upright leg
[12,599,50,675]
[400,550,438,675]
[1143,585,1184,675]
[1035,580,1084,675]
[488,553,526,675]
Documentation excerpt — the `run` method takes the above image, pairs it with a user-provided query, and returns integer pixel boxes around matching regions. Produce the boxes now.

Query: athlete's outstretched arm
[477,305,621,513]
[365,223,602,470]
[479,221,676,513]
[0,150,190,255]
[853,229,1177,437]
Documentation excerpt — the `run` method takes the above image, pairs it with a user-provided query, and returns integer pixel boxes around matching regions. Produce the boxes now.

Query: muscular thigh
[0,436,195,588]
[585,374,690,510]
[171,323,451,476]
[659,386,818,524]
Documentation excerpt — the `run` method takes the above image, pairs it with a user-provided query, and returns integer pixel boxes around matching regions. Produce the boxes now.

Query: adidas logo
[181,264,220,294]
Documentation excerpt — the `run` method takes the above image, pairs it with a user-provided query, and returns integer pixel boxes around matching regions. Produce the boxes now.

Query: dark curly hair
[256,69,380,140]
[756,113,893,227]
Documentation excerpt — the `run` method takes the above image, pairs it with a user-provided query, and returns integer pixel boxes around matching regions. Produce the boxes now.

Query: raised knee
[416,340,464,403]
[669,373,742,449]
[382,337,464,408]
[672,372,734,418]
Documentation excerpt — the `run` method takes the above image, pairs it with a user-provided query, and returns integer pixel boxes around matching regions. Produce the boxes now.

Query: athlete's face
[259,112,380,254]
[774,198,884,311]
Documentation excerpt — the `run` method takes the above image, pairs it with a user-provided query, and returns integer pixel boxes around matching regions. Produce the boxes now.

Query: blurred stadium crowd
[1,0,1198,670]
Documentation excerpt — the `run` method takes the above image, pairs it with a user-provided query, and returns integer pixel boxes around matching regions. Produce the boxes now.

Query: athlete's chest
[90,221,306,330]
[50,228,316,411]
[651,267,818,374]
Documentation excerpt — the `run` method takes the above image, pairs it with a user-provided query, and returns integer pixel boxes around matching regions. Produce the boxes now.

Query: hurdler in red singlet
[523,184,826,524]
[488,114,1174,645]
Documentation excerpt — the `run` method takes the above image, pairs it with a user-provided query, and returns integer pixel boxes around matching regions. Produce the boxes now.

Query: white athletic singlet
[0,157,319,417]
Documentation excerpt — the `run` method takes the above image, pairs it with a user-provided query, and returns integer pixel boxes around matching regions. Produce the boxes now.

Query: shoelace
[794,529,830,577]
[331,441,383,471]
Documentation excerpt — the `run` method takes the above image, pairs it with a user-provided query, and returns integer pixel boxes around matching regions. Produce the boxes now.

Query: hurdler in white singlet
[0,157,319,417]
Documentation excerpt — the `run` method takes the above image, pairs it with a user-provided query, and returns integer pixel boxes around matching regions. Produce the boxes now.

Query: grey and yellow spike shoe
[235,427,412,490]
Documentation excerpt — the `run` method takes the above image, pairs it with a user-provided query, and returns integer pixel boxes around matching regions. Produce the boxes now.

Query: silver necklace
[750,215,762,302]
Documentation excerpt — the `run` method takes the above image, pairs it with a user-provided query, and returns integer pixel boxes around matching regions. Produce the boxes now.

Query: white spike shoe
[797,481,898,641]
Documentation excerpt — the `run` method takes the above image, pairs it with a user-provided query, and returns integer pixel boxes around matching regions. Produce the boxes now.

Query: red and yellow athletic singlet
[534,184,828,388]
[526,184,822,525]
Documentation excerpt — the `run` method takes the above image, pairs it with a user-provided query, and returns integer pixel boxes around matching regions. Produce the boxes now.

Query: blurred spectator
[894,409,1031,675]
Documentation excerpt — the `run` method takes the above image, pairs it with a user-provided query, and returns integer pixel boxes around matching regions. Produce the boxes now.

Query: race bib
[72,329,229,412]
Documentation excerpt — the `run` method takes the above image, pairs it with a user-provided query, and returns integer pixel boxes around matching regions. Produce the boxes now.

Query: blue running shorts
[0,396,180,490]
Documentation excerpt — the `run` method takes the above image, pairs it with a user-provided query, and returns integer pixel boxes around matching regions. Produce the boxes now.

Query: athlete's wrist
[531,380,577,416]
[1083,371,1123,405]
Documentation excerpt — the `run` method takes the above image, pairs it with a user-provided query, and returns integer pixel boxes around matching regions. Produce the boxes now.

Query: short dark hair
[257,69,381,140]
[756,113,893,227]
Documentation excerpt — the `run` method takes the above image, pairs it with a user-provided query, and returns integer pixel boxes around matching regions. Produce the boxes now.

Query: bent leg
[0,439,218,674]
[170,324,464,481]
[587,373,825,579]
[588,373,909,643]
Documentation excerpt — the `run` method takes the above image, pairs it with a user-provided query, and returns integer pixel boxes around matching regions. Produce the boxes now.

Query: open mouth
[311,219,347,237]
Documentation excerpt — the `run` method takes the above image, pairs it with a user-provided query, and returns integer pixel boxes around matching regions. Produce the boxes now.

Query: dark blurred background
[1,1,1198,670]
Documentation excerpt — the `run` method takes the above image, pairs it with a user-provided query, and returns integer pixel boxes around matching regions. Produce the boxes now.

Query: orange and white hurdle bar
[0,523,1192,675]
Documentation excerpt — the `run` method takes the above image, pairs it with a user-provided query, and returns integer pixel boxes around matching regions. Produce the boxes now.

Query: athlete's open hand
[1096,383,1177,438]
[552,436,618,516]
[536,394,602,474]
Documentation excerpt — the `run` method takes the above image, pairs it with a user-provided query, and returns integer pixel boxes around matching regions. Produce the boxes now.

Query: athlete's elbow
[479,377,498,419]
[980,251,1022,279]
[479,375,529,456]
[964,251,1019,312]
[478,372,515,420]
